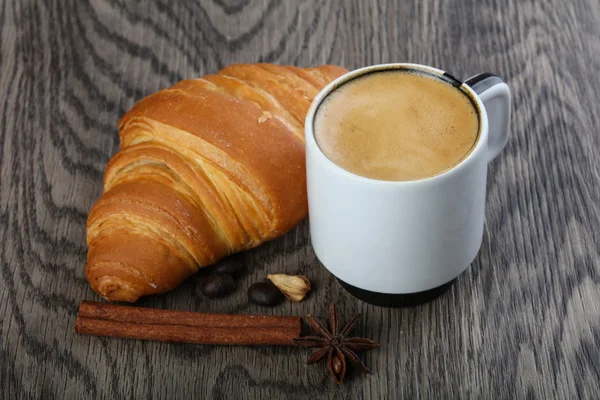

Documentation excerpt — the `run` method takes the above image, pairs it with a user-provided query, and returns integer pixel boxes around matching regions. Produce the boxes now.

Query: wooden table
[1,0,599,398]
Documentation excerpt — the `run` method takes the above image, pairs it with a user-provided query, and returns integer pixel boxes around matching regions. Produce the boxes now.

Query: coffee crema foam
[314,70,480,181]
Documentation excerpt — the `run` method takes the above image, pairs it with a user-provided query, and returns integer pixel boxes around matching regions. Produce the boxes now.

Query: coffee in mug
[314,70,480,181]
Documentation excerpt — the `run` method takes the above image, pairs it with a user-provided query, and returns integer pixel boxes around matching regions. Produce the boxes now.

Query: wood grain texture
[1,0,599,398]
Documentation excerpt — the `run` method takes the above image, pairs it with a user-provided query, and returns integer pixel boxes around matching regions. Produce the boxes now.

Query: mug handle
[464,73,511,162]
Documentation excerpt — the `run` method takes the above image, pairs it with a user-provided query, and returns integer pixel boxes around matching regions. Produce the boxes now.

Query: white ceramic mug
[305,63,511,307]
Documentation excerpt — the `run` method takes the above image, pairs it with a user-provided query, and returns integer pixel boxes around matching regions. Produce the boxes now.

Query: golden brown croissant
[86,63,348,302]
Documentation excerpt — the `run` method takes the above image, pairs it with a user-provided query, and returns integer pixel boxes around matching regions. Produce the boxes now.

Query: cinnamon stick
[75,301,301,346]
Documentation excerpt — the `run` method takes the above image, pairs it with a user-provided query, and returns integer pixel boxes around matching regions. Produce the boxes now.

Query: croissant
[86,63,348,302]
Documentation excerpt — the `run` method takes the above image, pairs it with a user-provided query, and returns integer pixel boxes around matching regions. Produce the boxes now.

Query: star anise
[293,303,380,384]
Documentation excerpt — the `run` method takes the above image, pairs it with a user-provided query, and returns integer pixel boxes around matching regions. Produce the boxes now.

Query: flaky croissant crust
[86,64,347,302]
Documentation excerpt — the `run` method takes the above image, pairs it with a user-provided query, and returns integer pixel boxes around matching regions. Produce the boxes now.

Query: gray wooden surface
[1,0,599,398]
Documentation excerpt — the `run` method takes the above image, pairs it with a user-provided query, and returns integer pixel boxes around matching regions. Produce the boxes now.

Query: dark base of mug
[337,278,456,307]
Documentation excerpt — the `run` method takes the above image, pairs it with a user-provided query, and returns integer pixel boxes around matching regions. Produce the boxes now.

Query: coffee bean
[248,281,284,306]
[213,255,246,278]
[201,274,235,298]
